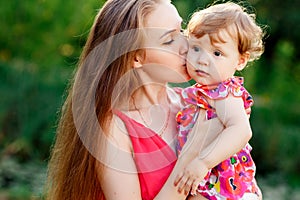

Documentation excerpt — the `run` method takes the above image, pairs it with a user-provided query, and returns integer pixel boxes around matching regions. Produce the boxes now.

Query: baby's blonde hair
[188,2,264,61]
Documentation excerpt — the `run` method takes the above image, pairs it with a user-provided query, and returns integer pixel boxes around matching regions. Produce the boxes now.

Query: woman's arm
[98,116,143,200]
[100,163,142,199]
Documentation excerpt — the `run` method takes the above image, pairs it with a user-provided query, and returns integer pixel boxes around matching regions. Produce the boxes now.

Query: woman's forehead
[145,2,182,30]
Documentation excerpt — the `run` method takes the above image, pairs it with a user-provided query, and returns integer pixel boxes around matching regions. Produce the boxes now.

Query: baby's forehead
[188,28,236,44]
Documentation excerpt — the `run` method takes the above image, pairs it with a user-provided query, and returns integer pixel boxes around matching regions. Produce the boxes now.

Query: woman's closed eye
[163,30,183,45]
[163,39,175,45]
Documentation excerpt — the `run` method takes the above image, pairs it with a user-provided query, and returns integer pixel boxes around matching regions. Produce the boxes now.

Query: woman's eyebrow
[159,29,176,39]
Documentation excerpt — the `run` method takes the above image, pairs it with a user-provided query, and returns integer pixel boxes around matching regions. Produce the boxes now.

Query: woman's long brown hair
[45,0,167,199]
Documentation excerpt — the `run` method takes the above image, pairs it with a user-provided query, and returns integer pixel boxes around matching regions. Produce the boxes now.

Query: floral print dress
[175,77,261,200]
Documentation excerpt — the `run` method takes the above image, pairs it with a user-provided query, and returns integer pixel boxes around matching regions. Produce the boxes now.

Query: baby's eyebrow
[188,38,199,44]
[211,42,226,50]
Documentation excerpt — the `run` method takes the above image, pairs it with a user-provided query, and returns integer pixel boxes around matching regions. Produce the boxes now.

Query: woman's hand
[174,158,209,196]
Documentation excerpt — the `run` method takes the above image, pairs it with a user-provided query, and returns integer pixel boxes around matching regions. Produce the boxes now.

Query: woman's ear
[133,50,144,68]
[236,52,250,71]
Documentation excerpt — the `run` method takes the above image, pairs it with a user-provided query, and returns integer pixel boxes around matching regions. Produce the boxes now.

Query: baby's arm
[199,94,252,167]
[174,94,252,195]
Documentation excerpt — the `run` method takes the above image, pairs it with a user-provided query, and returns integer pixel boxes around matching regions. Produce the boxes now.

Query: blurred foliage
[0,0,104,161]
[0,0,104,197]
[0,0,300,198]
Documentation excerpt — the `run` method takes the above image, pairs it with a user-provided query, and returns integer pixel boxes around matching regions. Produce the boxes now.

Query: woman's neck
[132,84,169,109]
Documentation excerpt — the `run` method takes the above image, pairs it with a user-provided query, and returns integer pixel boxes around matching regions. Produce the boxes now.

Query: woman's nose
[179,35,188,56]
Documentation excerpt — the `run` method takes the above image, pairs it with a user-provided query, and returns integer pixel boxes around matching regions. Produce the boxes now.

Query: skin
[187,33,248,87]
[99,2,196,200]
[174,30,253,197]
[141,2,190,83]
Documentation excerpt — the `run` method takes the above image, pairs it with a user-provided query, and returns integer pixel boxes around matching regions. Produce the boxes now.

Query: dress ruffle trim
[194,76,253,109]
[175,77,253,120]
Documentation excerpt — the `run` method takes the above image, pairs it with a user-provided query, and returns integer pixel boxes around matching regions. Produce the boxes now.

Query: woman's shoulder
[105,113,133,155]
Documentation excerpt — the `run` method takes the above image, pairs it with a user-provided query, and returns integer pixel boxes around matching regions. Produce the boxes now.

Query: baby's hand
[174,158,209,196]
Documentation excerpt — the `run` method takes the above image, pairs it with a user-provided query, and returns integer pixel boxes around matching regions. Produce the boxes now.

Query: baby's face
[186,30,243,86]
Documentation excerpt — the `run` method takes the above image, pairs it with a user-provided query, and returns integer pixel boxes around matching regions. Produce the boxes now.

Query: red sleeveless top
[114,110,177,200]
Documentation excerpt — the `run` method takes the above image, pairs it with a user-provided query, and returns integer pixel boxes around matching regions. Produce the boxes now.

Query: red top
[114,110,177,200]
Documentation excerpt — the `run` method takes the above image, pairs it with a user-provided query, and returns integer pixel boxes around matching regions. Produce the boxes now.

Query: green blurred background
[0,0,299,199]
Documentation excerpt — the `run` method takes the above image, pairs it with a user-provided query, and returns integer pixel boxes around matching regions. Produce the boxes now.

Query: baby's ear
[236,52,250,71]
[133,50,144,68]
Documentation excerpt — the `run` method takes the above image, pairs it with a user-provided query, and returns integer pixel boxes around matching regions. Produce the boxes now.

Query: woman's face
[140,2,190,83]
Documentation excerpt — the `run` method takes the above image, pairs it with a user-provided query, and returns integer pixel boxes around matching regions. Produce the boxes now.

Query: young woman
[45,0,206,199]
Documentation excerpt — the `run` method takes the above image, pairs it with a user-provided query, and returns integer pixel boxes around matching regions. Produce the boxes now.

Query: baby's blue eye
[193,46,200,52]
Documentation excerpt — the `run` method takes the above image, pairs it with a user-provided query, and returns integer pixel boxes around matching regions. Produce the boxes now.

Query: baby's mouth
[195,69,209,76]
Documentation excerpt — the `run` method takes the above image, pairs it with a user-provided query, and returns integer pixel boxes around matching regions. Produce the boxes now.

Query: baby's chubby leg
[241,193,262,200]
